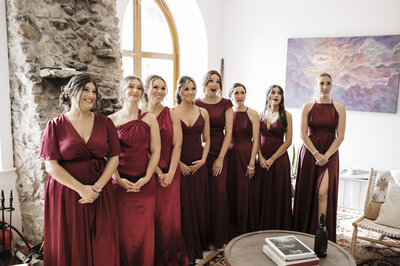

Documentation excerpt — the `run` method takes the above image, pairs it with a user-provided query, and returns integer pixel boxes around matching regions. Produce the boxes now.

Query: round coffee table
[224,230,356,266]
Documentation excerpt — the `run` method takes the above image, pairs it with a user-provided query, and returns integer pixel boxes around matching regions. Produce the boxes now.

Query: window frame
[122,0,179,104]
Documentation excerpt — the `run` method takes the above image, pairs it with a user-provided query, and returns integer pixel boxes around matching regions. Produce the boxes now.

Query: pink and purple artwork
[285,35,400,113]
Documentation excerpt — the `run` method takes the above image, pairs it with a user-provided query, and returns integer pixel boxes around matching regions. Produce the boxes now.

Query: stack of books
[263,235,319,266]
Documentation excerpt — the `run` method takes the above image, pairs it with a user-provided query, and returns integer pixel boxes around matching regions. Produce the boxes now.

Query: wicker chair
[350,168,400,255]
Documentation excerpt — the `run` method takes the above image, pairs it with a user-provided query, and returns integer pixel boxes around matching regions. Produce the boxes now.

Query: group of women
[40,71,345,266]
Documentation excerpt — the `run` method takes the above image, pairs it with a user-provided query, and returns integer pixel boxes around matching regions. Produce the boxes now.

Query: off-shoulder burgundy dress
[113,110,156,266]
[293,102,339,242]
[256,114,292,230]
[180,109,209,263]
[195,98,232,248]
[227,109,254,236]
[154,107,188,266]
[40,114,120,266]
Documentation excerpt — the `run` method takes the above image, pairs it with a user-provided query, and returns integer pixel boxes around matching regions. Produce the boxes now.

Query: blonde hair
[119,75,144,104]
[313,73,332,100]
[143,74,167,108]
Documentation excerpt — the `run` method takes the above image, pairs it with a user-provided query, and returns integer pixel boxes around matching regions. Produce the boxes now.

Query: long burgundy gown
[227,109,254,236]
[257,114,292,230]
[293,102,339,242]
[195,98,232,248]
[113,110,156,266]
[40,114,120,266]
[180,110,209,263]
[154,107,188,266]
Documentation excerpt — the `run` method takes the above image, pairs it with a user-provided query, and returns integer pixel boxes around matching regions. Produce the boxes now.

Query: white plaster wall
[213,0,400,170]
[0,0,22,232]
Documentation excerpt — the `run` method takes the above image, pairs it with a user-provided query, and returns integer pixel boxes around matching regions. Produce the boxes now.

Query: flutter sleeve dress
[113,110,156,266]
[40,113,120,266]
[293,102,339,242]
[154,107,188,266]
[195,97,232,248]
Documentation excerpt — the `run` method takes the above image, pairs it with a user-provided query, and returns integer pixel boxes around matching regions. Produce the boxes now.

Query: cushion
[364,201,383,220]
[375,182,400,229]
[371,171,394,202]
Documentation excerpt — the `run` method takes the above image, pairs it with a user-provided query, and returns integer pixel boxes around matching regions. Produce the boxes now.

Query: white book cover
[263,245,319,266]
[265,235,316,261]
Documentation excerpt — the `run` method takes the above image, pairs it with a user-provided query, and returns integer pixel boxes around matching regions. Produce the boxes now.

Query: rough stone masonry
[6,0,123,242]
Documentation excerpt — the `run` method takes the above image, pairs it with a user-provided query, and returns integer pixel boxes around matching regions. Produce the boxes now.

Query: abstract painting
[285,35,400,113]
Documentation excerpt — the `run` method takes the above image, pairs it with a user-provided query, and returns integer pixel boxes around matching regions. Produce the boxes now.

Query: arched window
[121,0,179,105]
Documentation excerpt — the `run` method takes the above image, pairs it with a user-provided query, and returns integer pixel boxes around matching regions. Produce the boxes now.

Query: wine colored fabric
[195,98,232,248]
[180,111,209,263]
[40,114,120,266]
[113,110,156,266]
[293,102,339,242]
[256,114,292,230]
[227,110,254,236]
[154,107,188,266]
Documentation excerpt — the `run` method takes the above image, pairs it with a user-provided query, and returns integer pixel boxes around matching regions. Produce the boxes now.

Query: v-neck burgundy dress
[113,110,156,266]
[154,107,188,266]
[293,102,339,242]
[227,109,254,236]
[180,111,209,263]
[256,114,292,231]
[40,114,120,266]
[195,98,232,248]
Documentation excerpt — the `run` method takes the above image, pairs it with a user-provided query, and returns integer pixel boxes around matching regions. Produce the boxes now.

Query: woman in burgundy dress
[226,83,259,236]
[143,75,188,265]
[256,85,293,230]
[174,76,210,264]
[195,70,233,249]
[109,75,161,266]
[40,74,120,266]
[293,73,346,242]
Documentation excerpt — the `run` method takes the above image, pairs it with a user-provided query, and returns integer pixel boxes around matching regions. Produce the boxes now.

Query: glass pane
[122,56,134,77]
[122,0,133,51]
[142,58,174,106]
[141,0,173,54]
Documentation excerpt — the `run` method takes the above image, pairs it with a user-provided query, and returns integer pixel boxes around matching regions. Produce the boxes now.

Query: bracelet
[247,165,255,170]
[94,182,102,190]
[312,150,319,156]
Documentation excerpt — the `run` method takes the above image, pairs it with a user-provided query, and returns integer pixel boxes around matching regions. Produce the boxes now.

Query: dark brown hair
[265,85,288,131]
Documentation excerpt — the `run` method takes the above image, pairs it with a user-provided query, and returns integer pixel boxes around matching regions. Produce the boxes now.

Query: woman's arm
[160,109,183,186]
[94,156,119,188]
[189,108,210,174]
[265,111,293,170]
[45,160,99,203]
[212,107,233,176]
[134,114,161,189]
[247,109,260,177]
[324,102,346,158]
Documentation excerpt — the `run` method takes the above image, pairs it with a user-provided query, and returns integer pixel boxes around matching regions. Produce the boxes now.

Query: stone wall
[6,0,122,242]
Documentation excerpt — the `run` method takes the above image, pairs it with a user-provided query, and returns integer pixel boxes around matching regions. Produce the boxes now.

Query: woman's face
[317,76,332,97]
[269,86,283,107]
[124,79,143,103]
[205,74,221,96]
[181,81,196,103]
[74,82,97,111]
[148,79,166,104]
[231,86,246,106]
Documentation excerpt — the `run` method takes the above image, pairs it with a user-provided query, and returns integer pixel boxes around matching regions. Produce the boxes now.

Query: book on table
[264,235,316,261]
[263,244,319,266]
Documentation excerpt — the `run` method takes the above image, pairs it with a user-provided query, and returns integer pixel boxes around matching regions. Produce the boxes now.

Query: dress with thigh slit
[40,114,120,266]
[180,109,209,263]
[154,107,189,266]
[195,98,232,248]
[113,110,156,266]
[293,102,339,242]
